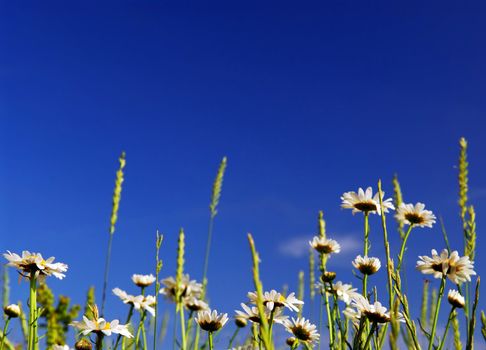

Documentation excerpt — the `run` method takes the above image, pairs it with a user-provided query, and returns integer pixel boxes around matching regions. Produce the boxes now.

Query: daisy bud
[3,304,20,318]
[447,290,465,309]
[75,339,92,350]
[235,316,247,328]
[321,271,336,283]
[286,337,297,347]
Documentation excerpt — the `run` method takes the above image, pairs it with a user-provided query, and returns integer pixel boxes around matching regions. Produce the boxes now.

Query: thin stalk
[428,276,446,350]
[227,327,240,349]
[141,322,148,350]
[28,277,37,350]
[437,307,456,350]
[179,305,187,350]
[114,305,134,350]
[101,233,114,316]
[0,318,10,350]
[135,312,147,350]
[208,331,213,350]
[397,225,413,271]
[363,213,369,256]
[363,322,377,350]
[96,333,104,350]
[324,288,335,347]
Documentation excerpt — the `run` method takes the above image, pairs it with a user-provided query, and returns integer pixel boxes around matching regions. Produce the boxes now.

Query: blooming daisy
[184,297,209,312]
[343,306,361,325]
[71,305,133,338]
[352,255,381,275]
[283,318,320,345]
[159,274,203,301]
[341,187,394,215]
[247,290,303,312]
[132,274,156,288]
[4,251,68,280]
[235,303,287,325]
[416,249,476,284]
[195,309,229,332]
[447,290,465,309]
[112,288,156,316]
[52,345,71,350]
[329,281,361,305]
[395,203,436,228]
[352,296,403,324]
[309,237,341,255]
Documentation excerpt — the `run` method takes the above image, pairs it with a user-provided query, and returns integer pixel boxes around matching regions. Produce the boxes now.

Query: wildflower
[184,297,209,312]
[309,237,341,255]
[395,203,436,228]
[286,337,297,347]
[447,290,465,309]
[159,274,203,302]
[70,305,133,338]
[235,303,287,325]
[328,281,361,305]
[283,318,320,345]
[320,271,336,283]
[352,296,403,324]
[3,304,20,318]
[343,306,361,325]
[341,187,394,215]
[3,251,68,280]
[112,288,156,316]
[52,345,70,350]
[247,290,303,312]
[132,274,156,288]
[416,249,476,284]
[195,309,228,332]
[234,315,247,328]
[352,255,381,275]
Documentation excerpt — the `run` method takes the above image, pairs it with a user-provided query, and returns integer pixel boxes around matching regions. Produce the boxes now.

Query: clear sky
[1,1,486,346]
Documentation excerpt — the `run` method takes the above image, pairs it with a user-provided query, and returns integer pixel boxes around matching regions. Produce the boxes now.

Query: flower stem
[437,307,456,350]
[362,213,370,299]
[179,305,187,350]
[208,331,213,350]
[114,305,133,350]
[323,286,334,347]
[363,322,377,350]
[227,327,240,349]
[0,317,11,350]
[135,312,147,350]
[96,332,104,350]
[397,225,413,271]
[101,232,114,316]
[429,276,446,350]
[28,277,38,350]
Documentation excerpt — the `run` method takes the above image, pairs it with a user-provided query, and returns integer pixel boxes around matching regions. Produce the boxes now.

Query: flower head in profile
[132,274,156,288]
[341,187,394,215]
[283,317,320,345]
[195,309,229,332]
[4,251,68,280]
[184,297,209,312]
[309,237,341,255]
[112,288,156,316]
[352,255,381,275]
[159,274,203,302]
[235,303,287,325]
[70,305,132,338]
[352,296,397,324]
[247,290,303,312]
[416,249,476,284]
[325,281,361,305]
[343,306,361,325]
[395,203,436,228]
[52,345,71,350]
[447,290,465,309]
[4,304,21,318]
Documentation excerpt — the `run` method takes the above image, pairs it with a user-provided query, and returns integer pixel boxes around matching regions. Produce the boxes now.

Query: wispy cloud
[278,233,361,259]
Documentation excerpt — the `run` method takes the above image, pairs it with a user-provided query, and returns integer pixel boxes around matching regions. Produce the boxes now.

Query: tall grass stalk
[466,277,480,350]
[101,152,126,316]
[153,231,164,350]
[428,276,446,350]
[175,228,186,350]
[297,271,304,318]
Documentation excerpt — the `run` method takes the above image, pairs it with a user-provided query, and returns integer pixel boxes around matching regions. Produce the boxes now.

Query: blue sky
[1,1,486,346]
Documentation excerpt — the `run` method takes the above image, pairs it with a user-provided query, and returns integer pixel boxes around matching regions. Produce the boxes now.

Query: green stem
[363,213,369,256]
[114,305,134,350]
[208,331,213,350]
[135,312,147,350]
[101,232,114,316]
[437,307,456,350]
[397,225,413,271]
[323,287,335,347]
[428,276,446,350]
[179,305,187,350]
[363,322,377,350]
[28,277,37,350]
[0,318,11,350]
[95,332,104,350]
[141,323,148,350]
[227,327,240,349]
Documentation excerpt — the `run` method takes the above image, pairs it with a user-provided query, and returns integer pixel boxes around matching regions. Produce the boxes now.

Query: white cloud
[278,233,361,259]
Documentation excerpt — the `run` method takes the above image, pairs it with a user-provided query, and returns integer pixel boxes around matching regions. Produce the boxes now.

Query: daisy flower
[184,297,209,312]
[132,274,156,288]
[3,304,21,318]
[343,306,361,325]
[329,281,361,305]
[416,249,476,284]
[395,203,436,228]
[447,290,465,309]
[235,303,287,325]
[309,237,341,255]
[112,288,156,316]
[71,305,133,338]
[195,309,229,332]
[341,187,394,215]
[352,296,403,324]
[159,274,203,302]
[247,290,303,312]
[352,255,381,275]
[283,317,320,345]
[52,345,71,350]
[4,251,68,280]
